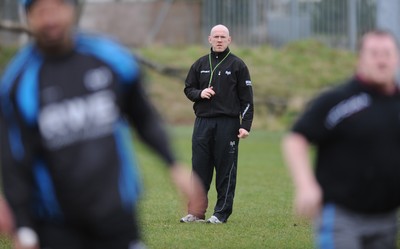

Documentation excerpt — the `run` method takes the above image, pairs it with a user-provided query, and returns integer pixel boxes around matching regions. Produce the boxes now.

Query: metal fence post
[291,0,299,40]
[348,0,357,51]
[377,0,400,42]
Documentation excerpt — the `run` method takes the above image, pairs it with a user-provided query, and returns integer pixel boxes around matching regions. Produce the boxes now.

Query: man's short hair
[358,29,400,53]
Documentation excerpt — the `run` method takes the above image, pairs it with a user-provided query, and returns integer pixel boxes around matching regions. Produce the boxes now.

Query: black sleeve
[124,81,176,166]
[184,63,202,102]
[292,93,333,144]
[237,63,254,131]
[0,105,36,229]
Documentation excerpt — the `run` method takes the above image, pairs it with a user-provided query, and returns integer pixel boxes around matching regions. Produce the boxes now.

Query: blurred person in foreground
[181,24,253,224]
[0,0,205,248]
[282,29,400,249]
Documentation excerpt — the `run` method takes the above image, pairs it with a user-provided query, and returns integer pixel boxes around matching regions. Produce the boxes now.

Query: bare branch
[0,20,185,81]
[0,20,30,34]
[133,52,187,81]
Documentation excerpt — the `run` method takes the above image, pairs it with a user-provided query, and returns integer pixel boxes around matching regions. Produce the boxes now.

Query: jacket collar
[353,74,400,96]
[210,47,230,58]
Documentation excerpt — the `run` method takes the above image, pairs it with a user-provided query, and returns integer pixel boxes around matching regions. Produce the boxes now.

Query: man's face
[357,34,399,85]
[208,27,231,53]
[27,0,75,49]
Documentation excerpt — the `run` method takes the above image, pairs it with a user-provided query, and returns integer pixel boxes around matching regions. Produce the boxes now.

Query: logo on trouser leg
[229,141,236,154]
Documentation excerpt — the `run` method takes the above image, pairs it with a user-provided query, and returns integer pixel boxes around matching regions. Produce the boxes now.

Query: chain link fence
[2,0,400,50]
[0,0,22,46]
[202,0,378,50]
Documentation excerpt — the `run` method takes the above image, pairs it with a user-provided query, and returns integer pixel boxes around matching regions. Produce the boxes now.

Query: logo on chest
[325,93,371,129]
[84,67,112,91]
[38,90,119,150]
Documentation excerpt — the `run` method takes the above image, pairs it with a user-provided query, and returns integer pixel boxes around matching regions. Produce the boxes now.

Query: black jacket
[184,48,254,131]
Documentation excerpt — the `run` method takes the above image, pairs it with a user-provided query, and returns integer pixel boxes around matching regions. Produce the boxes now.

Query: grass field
[0,126,312,249]
[137,126,314,249]
[0,127,399,248]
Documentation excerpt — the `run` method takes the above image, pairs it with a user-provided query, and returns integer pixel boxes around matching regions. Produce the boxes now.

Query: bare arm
[281,132,322,219]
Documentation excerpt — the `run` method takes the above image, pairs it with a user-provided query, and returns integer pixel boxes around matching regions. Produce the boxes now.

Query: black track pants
[191,116,240,222]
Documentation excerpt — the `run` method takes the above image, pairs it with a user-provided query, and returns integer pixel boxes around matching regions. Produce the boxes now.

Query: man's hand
[169,163,206,218]
[0,196,14,236]
[238,128,249,139]
[14,227,39,249]
[294,182,322,219]
[282,133,322,220]
[200,87,215,99]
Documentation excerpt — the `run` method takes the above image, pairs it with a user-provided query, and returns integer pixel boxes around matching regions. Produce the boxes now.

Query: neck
[211,47,229,55]
[37,36,74,57]
[356,73,397,95]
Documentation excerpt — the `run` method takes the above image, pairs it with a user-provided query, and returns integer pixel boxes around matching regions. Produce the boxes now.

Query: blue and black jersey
[0,33,175,229]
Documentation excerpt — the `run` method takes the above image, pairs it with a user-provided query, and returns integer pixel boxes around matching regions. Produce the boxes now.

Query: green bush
[0,46,18,74]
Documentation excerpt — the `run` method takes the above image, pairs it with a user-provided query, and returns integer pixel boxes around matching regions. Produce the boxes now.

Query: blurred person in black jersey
[0,0,205,248]
[282,30,400,249]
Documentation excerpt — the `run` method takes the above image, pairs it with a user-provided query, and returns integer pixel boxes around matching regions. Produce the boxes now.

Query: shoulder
[298,79,362,125]
[229,53,245,63]
[192,54,209,66]
[1,44,36,95]
[292,79,359,135]
[188,54,209,73]
[229,53,248,68]
[310,78,359,107]
[75,32,129,54]
[74,32,140,83]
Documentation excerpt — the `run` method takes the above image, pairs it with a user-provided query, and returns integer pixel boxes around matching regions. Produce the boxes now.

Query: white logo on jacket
[84,67,112,91]
[38,90,119,150]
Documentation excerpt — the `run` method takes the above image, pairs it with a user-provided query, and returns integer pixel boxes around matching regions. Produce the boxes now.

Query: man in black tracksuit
[181,24,254,223]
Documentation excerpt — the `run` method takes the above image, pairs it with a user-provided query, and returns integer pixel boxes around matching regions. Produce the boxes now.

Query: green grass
[137,126,400,248]
[0,127,399,248]
[136,126,313,249]
[0,127,312,249]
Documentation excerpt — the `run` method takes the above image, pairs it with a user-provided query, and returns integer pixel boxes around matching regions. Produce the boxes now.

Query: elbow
[281,132,309,158]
